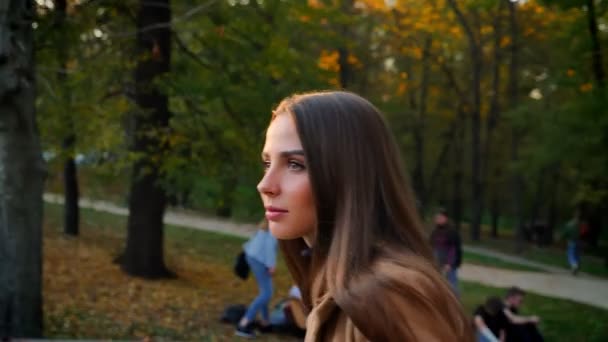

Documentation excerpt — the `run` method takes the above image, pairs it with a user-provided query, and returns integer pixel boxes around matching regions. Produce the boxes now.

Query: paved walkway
[43,194,608,310]
[463,245,573,275]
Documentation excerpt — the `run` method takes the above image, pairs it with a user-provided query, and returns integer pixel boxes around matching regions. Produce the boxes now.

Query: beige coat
[304,262,474,342]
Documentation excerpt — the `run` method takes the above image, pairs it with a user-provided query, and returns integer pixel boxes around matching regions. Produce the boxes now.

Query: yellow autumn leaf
[567,69,576,77]
[580,83,593,92]
[318,50,340,72]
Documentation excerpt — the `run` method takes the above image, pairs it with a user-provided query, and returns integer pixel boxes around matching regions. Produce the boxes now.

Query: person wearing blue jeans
[430,209,462,297]
[446,267,459,295]
[560,213,582,275]
[567,240,580,273]
[236,225,278,338]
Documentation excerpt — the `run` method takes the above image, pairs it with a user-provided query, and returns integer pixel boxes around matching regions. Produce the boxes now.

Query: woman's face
[257,113,317,245]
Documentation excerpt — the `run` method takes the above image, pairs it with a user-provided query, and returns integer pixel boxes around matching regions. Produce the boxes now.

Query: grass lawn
[466,236,608,278]
[455,223,608,278]
[462,250,545,272]
[43,203,608,341]
[460,282,608,342]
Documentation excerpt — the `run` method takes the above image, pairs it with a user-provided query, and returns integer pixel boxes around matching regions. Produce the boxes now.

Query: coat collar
[305,293,337,342]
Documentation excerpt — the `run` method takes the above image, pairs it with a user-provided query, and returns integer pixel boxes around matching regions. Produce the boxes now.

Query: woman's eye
[262,160,270,171]
[288,160,305,171]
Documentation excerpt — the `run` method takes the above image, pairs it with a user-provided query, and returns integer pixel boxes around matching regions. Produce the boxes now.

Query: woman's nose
[257,171,279,196]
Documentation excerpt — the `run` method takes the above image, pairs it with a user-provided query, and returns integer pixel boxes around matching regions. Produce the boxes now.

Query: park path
[463,245,573,274]
[43,194,608,310]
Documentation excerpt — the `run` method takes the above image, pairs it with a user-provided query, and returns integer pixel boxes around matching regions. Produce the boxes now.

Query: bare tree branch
[106,0,219,38]
[173,31,213,69]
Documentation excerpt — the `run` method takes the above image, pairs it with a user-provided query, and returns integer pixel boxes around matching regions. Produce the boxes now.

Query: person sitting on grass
[474,296,509,342]
[269,285,306,337]
[502,287,544,342]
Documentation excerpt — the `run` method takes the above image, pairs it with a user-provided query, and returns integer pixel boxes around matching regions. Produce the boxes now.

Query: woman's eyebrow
[280,150,305,157]
[261,150,305,159]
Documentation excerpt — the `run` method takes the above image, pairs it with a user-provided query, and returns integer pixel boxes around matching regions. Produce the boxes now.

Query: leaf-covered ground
[43,204,298,341]
[43,204,608,341]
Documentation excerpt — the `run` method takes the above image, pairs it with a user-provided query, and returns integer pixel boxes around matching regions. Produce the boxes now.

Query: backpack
[220,304,247,324]
[233,251,250,280]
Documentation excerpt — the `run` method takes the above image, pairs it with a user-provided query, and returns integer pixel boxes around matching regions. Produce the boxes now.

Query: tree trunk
[584,0,606,256]
[412,36,432,210]
[586,0,605,89]
[587,204,602,248]
[54,0,79,236]
[122,0,173,279]
[485,0,503,150]
[338,0,354,89]
[528,169,546,246]
[0,0,44,336]
[469,30,483,241]
[490,196,500,238]
[447,0,483,240]
[427,122,456,205]
[338,46,352,89]
[486,2,504,240]
[507,0,525,253]
[511,141,525,249]
[546,169,559,246]
[63,144,79,236]
[451,106,466,231]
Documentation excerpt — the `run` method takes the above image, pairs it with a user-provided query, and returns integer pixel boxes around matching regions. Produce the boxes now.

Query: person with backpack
[235,220,278,338]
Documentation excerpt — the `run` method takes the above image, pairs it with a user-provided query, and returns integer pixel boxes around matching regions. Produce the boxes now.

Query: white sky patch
[384,57,396,72]
[535,72,548,82]
[529,88,543,100]
[385,0,397,7]
[35,0,54,9]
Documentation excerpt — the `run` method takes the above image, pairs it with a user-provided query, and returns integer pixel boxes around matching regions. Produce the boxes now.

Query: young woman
[257,91,473,341]
[236,219,278,338]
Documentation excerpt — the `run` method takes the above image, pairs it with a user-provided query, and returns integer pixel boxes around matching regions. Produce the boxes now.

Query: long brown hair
[271,91,469,339]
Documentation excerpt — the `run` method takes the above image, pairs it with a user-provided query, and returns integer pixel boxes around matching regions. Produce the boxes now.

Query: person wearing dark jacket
[503,287,544,342]
[474,296,509,342]
[430,209,463,297]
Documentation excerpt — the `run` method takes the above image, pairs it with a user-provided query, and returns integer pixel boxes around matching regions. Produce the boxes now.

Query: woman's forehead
[263,114,302,153]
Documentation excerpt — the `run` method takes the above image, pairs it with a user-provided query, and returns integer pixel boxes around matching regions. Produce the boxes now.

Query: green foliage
[36,0,135,175]
[35,0,608,244]
[160,0,343,214]
[510,82,608,206]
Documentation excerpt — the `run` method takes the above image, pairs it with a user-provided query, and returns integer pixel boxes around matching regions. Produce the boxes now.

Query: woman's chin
[269,224,297,240]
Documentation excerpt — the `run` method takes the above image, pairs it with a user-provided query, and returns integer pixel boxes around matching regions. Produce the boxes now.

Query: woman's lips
[265,207,288,221]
